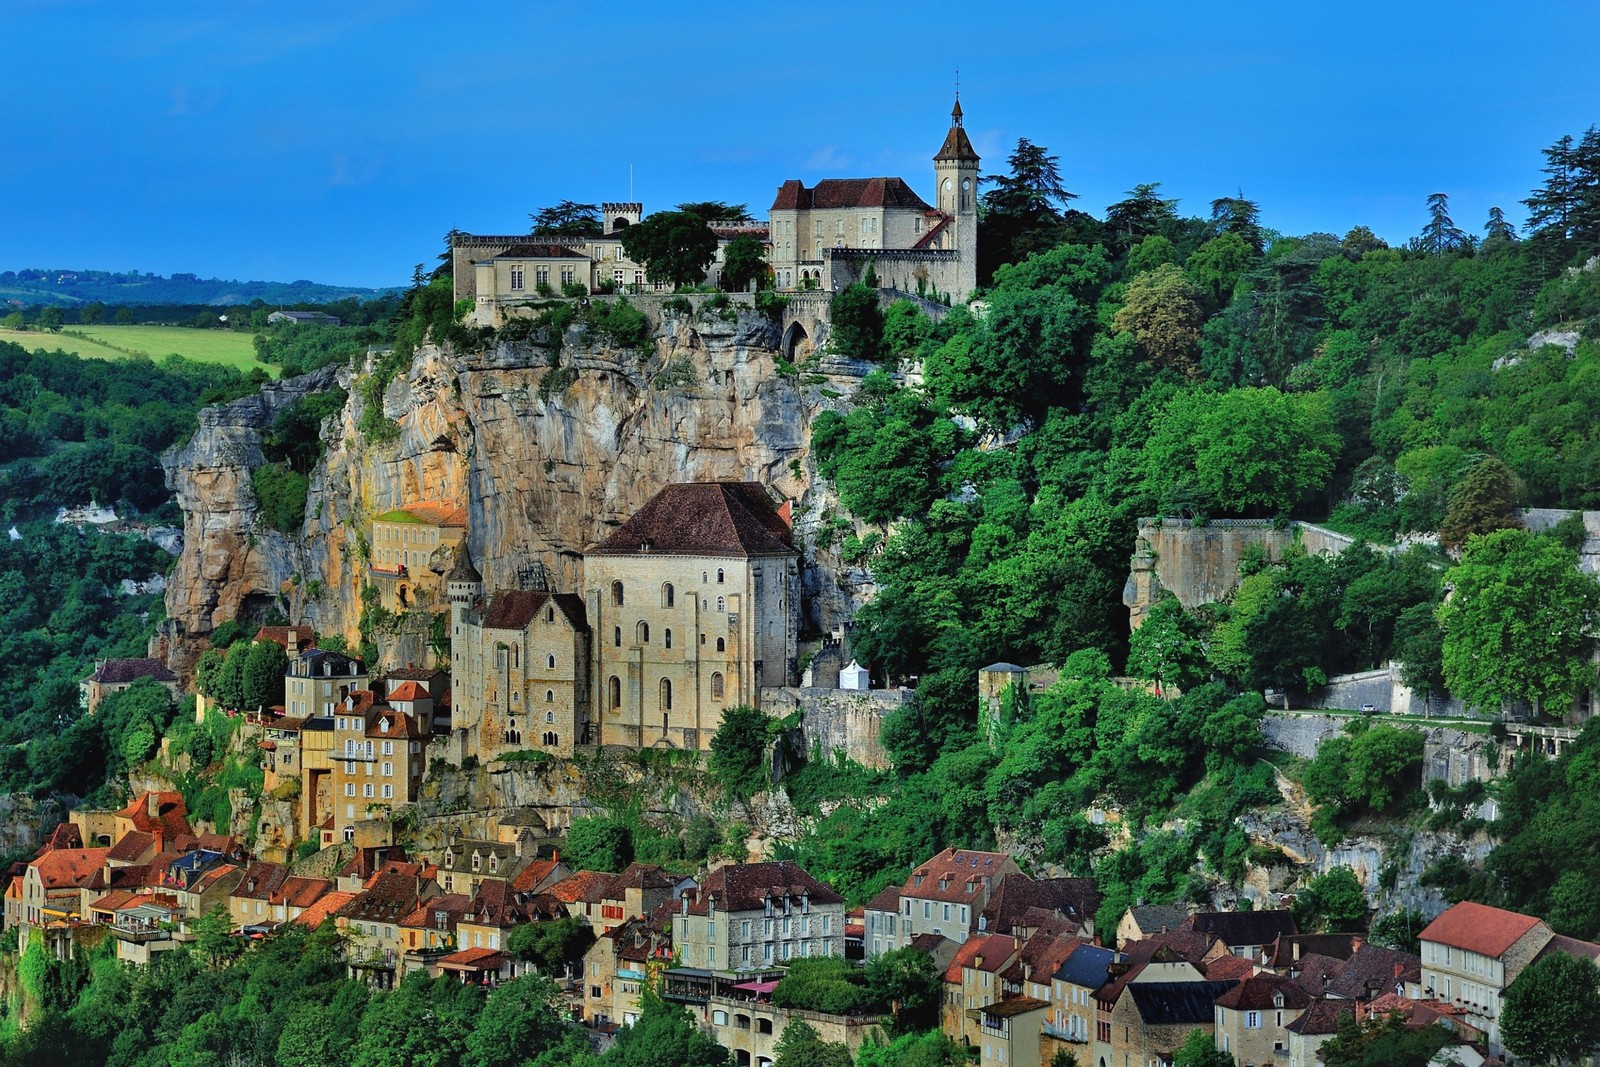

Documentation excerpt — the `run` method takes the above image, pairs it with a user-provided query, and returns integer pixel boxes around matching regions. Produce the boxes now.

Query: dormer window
[380,718,390,733]
[1273,993,1284,1008]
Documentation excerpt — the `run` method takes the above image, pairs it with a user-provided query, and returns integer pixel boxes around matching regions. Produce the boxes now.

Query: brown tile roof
[550,870,617,904]
[334,845,410,882]
[1214,972,1313,1011]
[1266,932,1362,968]
[981,875,1099,933]
[1325,943,1421,1001]
[1286,998,1352,1036]
[33,847,111,889]
[933,119,981,164]
[366,707,411,738]
[1206,954,1259,981]
[1148,925,1222,966]
[106,831,156,863]
[864,886,902,913]
[116,792,193,839]
[962,933,1020,974]
[944,934,988,983]
[610,862,678,893]
[510,858,568,894]
[274,876,333,910]
[39,823,83,854]
[479,589,588,632]
[401,893,472,931]
[438,946,507,971]
[980,996,1048,1019]
[385,666,442,681]
[688,860,843,914]
[296,890,357,928]
[591,482,795,558]
[233,861,289,902]
[1419,901,1546,959]
[488,243,592,260]
[902,848,1016,906]
[462,878,522,929]
[86,658,178,685]
[770,177,935,213]
[254,627,314,653]
[1286,952,1352,997]
[1537,933,1600,964]
[339,871,429,923]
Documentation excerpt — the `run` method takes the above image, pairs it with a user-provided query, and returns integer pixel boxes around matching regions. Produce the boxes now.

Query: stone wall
[759,685,909,769]
[825,248,965,304]
[1259,712,1507,786]
[1124,519,1296,627]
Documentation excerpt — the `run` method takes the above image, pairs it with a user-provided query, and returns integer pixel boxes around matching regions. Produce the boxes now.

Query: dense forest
[4,125,1600,1066]
[0,267,397,308]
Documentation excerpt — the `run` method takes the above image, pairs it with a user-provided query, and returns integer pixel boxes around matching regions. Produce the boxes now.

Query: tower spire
[953,68,963,125]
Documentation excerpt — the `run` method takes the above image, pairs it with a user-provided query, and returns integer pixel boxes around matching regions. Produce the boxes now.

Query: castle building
[368,502,467,613]
[584,482,799,750]
[455,206,769,327]
[448,553,593,761]
[767,97,980,299]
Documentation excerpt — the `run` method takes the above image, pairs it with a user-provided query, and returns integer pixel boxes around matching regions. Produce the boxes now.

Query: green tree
[620,211,719,289]
[1414,192,1471,254]
[505,917,595,976]
[1113,263,1207,377]
[563,816,634,872]
[1294,866,1368,931]
[1438,529,1600,712]
[601,990,731,1067]
[676,201,752,224]
[829,283,885,361]
[708,704,777,799]
[1319,1010,1449,1067]
[465,975,572,1067]
[214,644,248,710]
[866,947,942,1035]
[978,137,1077,279]
[241,637,289,712]
[1439,457,1522,551]
[720,235,767,292]
[1186,233,1255,306]
[37,306,63,332]
[192,904,243,968]
[773,1020,853,1067]
[530,201,602,237]
[1126,593,1208,694]
[1172,1028,1234,1067]
[1501,953,1600,1065]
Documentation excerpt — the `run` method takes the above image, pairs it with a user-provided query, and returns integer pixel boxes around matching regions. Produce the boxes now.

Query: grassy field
[0,325,273,376]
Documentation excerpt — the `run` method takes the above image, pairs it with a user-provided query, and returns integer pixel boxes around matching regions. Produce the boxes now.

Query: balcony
[111,925,172,945]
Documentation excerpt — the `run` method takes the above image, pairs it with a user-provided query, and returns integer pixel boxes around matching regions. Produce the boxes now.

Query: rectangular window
[363,783,374,798]
[535,266,549,287]
[510,265,524,291]
[1246,1011,1261,1029]
[383,762,393,776]
[345,783,355,797]
[382,784,393,799]
[382,741,393,755]
[561,266,574,284]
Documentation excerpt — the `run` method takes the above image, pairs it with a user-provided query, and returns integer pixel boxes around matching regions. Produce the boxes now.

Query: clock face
[962,179,971,191]
[943,178,953,191]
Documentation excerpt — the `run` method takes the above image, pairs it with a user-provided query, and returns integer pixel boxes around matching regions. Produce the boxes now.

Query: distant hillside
[0,267,401,307]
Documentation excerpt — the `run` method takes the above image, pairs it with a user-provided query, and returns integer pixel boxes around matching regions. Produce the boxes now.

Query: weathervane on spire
[952,68,964,126]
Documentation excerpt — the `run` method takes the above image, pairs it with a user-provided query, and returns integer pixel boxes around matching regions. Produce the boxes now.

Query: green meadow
[0,324,273,376]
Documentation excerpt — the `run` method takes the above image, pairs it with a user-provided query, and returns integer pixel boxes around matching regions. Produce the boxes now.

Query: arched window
[546,606,554,623]
[660,678,673,711]
[702,571,708,583]
[608,676,621,710]
[637,621,650,643]
[716,568,725,584]
[716,637,726,652]
[663,583,675,608]
[716,596,726,612]
[711,672,725,700]
[543,731,558,747]
[611,581,624,606]
[546,653,555,670]
[614,626,621,647]
[512,645,519,668]
[664,628,673,650]
[545,689,554,703]
[546,710,555,724]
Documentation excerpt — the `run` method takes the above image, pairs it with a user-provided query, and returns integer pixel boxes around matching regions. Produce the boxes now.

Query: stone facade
[758,685,907,769]
[367,502,466,613]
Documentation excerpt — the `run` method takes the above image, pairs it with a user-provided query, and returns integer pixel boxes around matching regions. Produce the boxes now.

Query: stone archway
[782,320,809,359]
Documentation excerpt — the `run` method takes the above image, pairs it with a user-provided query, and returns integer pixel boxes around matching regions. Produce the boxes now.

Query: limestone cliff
[161,304,866,673]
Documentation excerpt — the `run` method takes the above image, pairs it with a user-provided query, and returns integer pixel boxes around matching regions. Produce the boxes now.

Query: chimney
[147,792,160,819]
[777,500,793,528]
[286,628,298,651]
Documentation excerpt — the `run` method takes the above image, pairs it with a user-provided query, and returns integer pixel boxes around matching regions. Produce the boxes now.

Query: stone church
[446,481,799,757]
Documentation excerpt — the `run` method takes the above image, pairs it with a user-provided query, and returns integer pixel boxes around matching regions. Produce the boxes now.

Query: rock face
[162,307,867,673]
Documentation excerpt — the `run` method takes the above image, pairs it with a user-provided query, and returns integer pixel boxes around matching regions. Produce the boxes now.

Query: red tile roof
[233,861,289,902]
[1419,901,1547,959]
[274,876,333,910]
[106,831,156,863]
[510,858,568,894]
[591,482,795,558]
[1206,954,1259,981]
[550,870,617,904]
[296,890,357,928]
[117,792,193,839]
[770,177,934,213]
[32,847,111,889]
[437,946,506,972]
[401,893,472,931]
[386,681,430,703]
[902,848,1017,906]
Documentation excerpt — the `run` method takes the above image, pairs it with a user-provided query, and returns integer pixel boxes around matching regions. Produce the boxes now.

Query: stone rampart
[825,248,965,304]
[1260,712,1506,786]
[759,685,909,769]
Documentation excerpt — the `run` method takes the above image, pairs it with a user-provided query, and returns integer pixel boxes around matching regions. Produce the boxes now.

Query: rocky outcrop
[162,306,871,673]
[159,366,341,676]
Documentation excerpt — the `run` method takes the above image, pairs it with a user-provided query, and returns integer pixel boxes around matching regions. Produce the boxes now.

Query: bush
[250,463,310,533]
[771,957,873,1015]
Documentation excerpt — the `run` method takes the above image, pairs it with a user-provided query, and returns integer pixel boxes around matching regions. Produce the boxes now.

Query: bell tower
[933,95,980,299]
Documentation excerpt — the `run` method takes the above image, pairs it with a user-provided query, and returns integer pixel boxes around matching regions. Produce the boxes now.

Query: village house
[368,502,467,612]
[329,692,426,842]
[584,482,799,750]
[1212,971,1313,1067]
[1046,942,1116,1052]
[1418,900,1554,1053]
[866,847,1024,955]
[399,891,471,974]
[705,985,890,1067]
[584,914,672,1026]
[673,860,846,972]
[338,866,441,987]
[283,648,367,720]
[79,658,180,713]
[1116,905,1190,947]
[941,932,1020,1046]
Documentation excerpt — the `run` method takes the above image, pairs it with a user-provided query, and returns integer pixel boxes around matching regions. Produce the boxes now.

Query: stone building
[767,98,979,299]
[864,847,1023,955]
[330,692,426,841]
[673,860,845,972]
[1418,900,1554,1054]
[80,658,180,713]
[448,558,592,760]
[368,502,466,613]
[584,482,798,750]
[284,648,367,720]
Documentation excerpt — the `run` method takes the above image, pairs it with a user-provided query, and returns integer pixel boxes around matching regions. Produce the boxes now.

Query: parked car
[1360,703,1377,714]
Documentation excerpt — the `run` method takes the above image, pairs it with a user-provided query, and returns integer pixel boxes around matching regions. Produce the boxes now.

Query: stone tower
[933,95,981,300]
[446,545,482,628]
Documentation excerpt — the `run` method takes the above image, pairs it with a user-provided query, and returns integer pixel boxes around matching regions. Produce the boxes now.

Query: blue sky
[3,0,1597,287]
